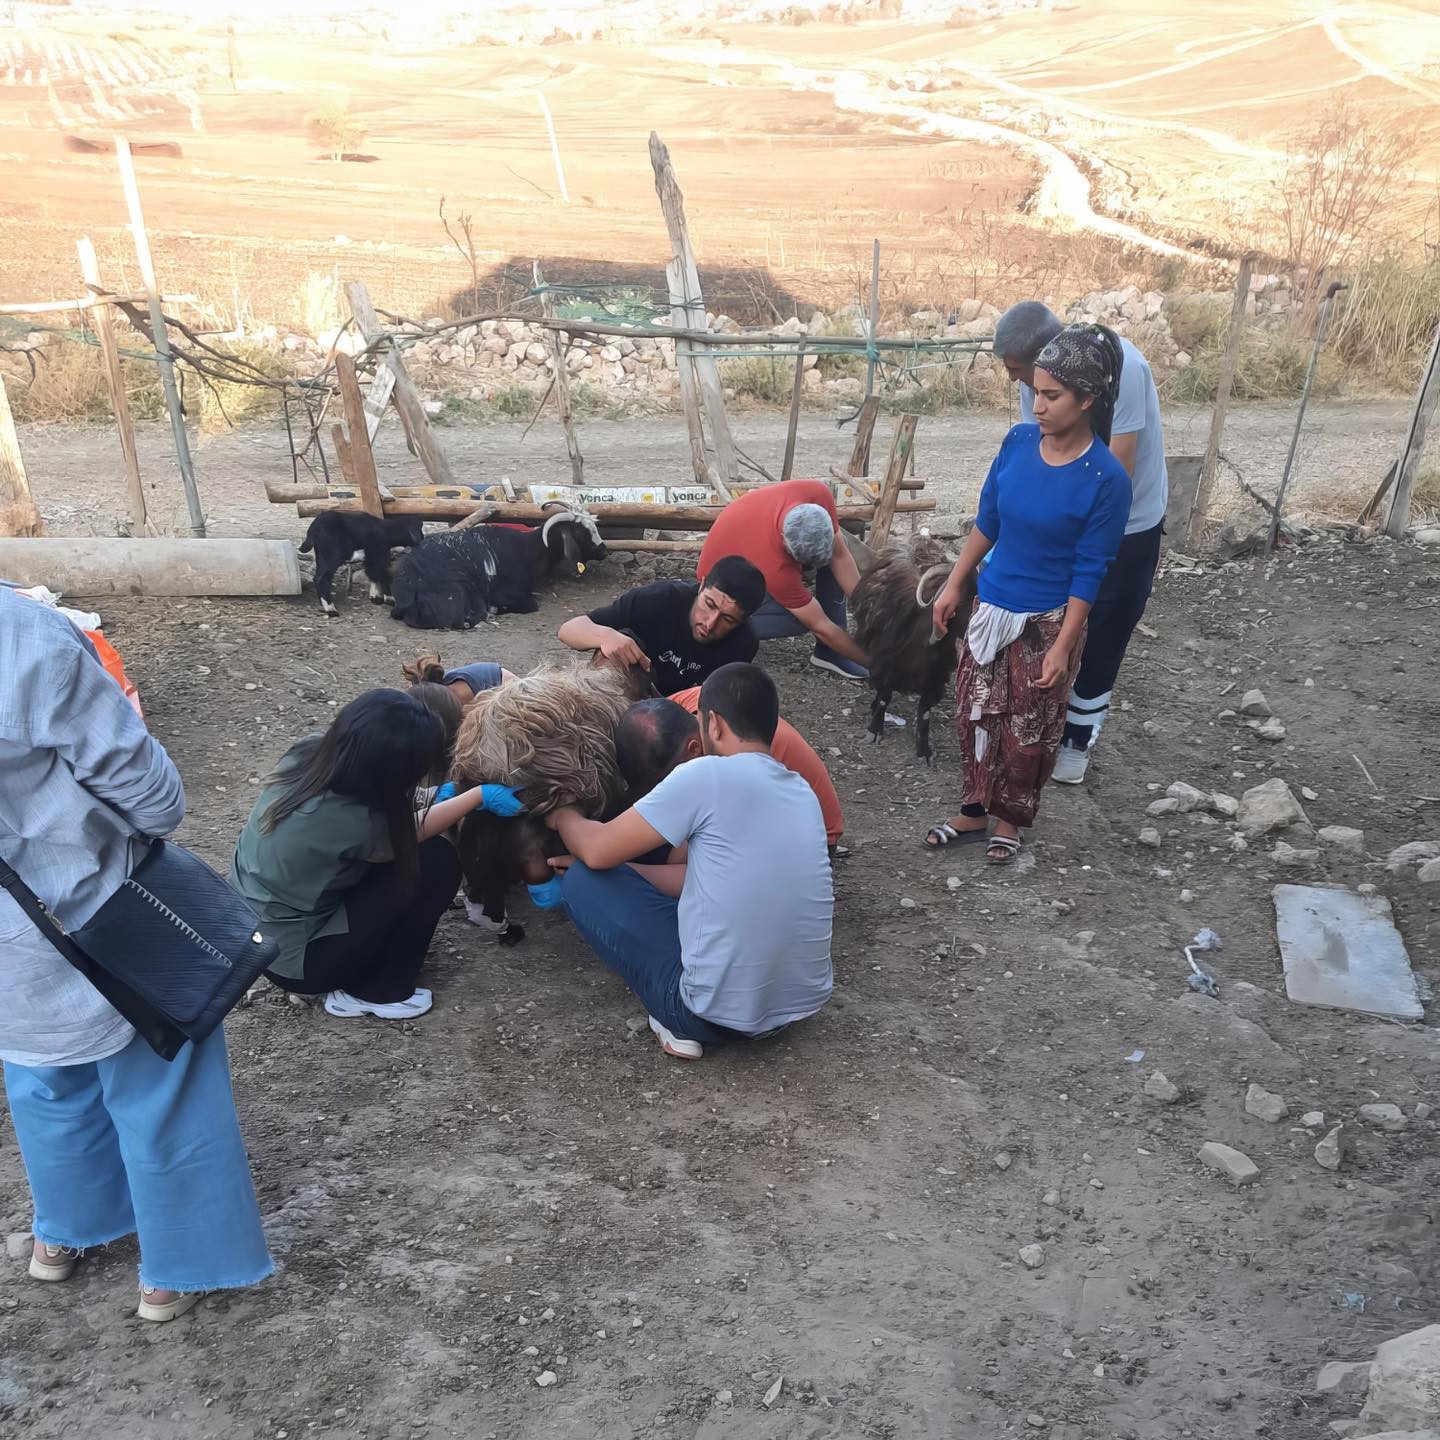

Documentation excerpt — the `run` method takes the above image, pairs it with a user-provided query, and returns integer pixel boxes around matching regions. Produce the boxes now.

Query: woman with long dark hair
[926,324,1130,865]
[232,689,523,1018]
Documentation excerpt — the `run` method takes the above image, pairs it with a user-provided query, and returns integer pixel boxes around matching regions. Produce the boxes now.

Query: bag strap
[0,853,97,976]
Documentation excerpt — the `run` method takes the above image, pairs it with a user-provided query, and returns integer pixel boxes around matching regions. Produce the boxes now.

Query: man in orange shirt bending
[618,689,844,855]
[697,479,869,681]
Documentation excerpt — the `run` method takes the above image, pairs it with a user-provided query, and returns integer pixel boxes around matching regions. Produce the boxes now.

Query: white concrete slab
[1274,884,1424,1021]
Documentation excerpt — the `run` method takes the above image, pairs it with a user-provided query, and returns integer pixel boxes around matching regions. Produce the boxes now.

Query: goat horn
[541,509,576,545]
[914,562,953,608]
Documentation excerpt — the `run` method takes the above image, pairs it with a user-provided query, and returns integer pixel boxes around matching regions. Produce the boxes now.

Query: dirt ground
[2,409,1439,1439]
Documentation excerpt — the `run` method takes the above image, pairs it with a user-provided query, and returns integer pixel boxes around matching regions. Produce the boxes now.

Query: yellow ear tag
[577,562,587,573]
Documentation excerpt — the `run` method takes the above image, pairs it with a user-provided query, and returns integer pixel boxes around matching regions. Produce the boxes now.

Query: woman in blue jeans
[0,586,271,1322]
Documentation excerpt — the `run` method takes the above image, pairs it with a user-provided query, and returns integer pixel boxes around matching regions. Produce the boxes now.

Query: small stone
[1088,1177,1105,1190]
[4,1233,31,1262]
[1359,1103,1407,1132]
[1419,858,1440,884]
[1300,1110,1325,1127]
[1240,689,1271,717]
[1229,833,1249,852]
[1416,1103,1433,1121]
[1314,1360,1370,1398]
[1301,786,1319,802]
[1179,888,1196,904]
[1147,797,1181,817]
[1166,782,1209,812]
[1271,841,1319,866]
[1358,1323,1440,1432]
[993,1151,1013,1171]
[1318,825,1365,853]
[1142,720,1160,737]
[535,1371,558,1387]
[762,1376,783,1408]
[1026,1415,1047,1429]
[1197,1141,1260,1186]
[1144,1071,1181,1104]
[1211,792,1240,818]
[1415,526,1440,546]
[1138,827,1162,848]
[1315,1124,1347,1171]
[1387,840,1440,873]
[1073,930,1096,946]
[946,876,961,891]
[1041,1189,1061,1207]
[1245,1084,1288,1123]
[714,1390,733,1407]
[1018,1244,1046,1269]
[899,897,917,910]
[1255,716,1287,741]
[1238,778,1308,837]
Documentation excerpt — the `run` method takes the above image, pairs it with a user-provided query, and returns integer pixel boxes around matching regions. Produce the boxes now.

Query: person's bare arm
[1109,431,1138,478]
[556,616,650,671]
[828,530,862,597]
[627,861,687,897]
[1037,598,1093,691]
[417,784,490,840]
[932,526,996,630]
[550,806,669,870]
[785,597,870,665]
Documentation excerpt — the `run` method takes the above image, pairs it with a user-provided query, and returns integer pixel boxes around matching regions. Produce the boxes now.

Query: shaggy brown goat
[851,532,976,766]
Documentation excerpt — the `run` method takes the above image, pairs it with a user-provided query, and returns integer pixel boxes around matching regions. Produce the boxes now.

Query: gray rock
[1314,1360,1371,1398]
[1041,1189,1061,1207]
[1419,859,1440,884]
[1145,1071,1181,1104]
[1254,716,1287,741]
[1197,1141,1260,1186]
[1300,1110,1326,1127]
[1139,826,1162,848]
[1240,689,1272,717]
[1018,1244,1046,1269]
[535,1371,558,1387]
[1211,792,1240,818]
[1417,1103,1434,1121]
[1271,841,1320,866]
[1319,825,1366,853]
[1358,1324,1440,1433]
[1238,778,1308,837]
[4,1233,31,1262]
[1360,1103,1408,1132]
[1167,782,1209,812]
[1147,797,1181,817]
[1315,1124,1348,1171]
[993,1151,1013,1171]
[1245,1084,1288,1123]
[1414,527,1440,546]
[1386,841,1440,874]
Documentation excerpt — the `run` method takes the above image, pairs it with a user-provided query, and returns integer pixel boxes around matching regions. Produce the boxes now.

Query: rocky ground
[2,472,1438,1437]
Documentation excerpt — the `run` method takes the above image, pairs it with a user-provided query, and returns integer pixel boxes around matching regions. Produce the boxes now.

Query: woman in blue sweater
[928,325,1130,864]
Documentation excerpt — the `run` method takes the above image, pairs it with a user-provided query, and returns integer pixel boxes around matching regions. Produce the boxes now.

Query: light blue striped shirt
[0,587,185,1066]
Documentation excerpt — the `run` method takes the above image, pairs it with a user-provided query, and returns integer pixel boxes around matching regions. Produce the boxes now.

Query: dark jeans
[269,837,462,1004]
[560,861,745,1045]
[1063,521,1164,750]
[750,566,849,654]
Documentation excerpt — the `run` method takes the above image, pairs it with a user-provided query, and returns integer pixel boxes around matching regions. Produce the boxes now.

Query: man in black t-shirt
[557,556,765,695]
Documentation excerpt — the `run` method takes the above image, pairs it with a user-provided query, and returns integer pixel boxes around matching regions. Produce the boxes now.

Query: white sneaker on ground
[324,988,433,1019]
[137,1286,205,1323]
[1051,745,1091,785]
[648,1015,703,1060]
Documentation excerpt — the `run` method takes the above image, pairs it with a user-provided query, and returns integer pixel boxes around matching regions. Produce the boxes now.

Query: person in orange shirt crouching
[619,688,844,856]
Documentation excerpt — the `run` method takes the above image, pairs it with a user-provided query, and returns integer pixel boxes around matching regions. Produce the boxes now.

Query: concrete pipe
[0,538,301,598]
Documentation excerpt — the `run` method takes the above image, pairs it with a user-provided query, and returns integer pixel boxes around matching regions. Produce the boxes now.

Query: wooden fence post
[534,260,583,485]
[77,235,146,535]
[1385,319,1440,539]
[0,375,44,537]
[1186,254,1253,547]
[114,135,204,537]
[781,350,806,482]
[847,395,880,478]
[335,353,385,519]
[869,414,918,548]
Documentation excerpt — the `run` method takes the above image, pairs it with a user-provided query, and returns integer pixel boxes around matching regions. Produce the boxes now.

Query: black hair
[617,698,699,797]
[698,662,780,746]
[261,688,445,886]
[701,554,766,618]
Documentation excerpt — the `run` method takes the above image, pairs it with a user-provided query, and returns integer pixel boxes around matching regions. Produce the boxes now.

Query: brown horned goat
[851,531,976,766]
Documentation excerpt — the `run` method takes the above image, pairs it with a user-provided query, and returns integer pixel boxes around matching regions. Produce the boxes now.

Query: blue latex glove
[527,877,567,911]
[480,783,527,817]
[433,782,457,803]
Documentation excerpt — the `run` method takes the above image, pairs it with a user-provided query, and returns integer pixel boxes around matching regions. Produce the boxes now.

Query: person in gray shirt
[548,663,833,1060]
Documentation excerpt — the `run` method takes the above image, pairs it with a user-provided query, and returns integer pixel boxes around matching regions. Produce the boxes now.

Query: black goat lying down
[851,531,976,766]
[299,512,424,616]
[389,511,607,630]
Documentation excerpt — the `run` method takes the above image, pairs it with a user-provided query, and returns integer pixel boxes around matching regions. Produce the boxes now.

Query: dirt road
[1,405,1437,1439]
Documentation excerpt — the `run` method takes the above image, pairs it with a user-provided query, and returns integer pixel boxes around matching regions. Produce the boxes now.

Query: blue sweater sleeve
[1068,462,1131,604]
[976,429,1019,541]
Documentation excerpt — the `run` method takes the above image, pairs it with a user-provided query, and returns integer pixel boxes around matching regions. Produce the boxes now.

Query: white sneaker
[324,988,433,1019]
[648,1015,703,1060]
[1051,745,1091,786]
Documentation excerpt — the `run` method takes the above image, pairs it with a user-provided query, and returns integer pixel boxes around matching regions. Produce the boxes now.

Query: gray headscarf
[1033,323,1124,445]
[993,302,1063,364]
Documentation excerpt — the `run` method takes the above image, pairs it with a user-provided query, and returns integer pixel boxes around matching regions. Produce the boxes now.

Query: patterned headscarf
[1033,323,1124,445]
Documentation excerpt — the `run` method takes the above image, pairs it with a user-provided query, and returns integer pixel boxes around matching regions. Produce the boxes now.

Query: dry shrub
[451,664,630,816]
[1328,256,1440,389]
[293,271,342,337]
[7,344,165,425]
[193,341,289,431]
[720,354,793,404]
[1165,327,1328,404]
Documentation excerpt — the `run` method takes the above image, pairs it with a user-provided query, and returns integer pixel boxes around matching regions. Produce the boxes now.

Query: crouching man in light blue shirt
[547,663,834,1061]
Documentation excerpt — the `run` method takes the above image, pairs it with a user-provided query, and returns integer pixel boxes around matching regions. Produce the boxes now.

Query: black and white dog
[299,512,425,616]
[390,510,607,630]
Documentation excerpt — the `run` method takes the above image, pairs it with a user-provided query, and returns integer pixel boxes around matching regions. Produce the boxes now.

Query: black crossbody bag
[0,840,278,1061]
